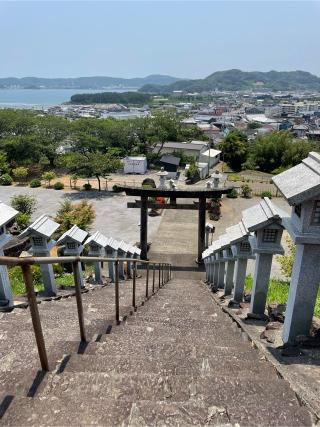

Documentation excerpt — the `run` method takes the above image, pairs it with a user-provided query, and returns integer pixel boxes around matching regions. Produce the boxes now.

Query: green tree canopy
[219,129,248,171]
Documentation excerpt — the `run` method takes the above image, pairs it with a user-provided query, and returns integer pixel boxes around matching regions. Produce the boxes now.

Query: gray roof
[242,198,284,231]
[272,152,320,205]
[57,225,88,245]
[160,155,181,166]
[226,222,248,244]
[105,237,120,251]
[19,214,60,239]
[84,231,109,248]
[0,201,18,226]
[118,240,130,253]
[218,234,231,250]
[155,142,206,151]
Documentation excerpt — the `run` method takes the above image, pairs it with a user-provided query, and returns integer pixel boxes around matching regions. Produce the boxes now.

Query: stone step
[107,323,245,343]
[1,396,311,426]
[39,371,296,405]
[62,353,271,376]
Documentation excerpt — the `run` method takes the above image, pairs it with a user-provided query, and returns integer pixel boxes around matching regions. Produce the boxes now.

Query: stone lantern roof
[84,231,109,248]
[134,247,141,257]
[19,214,60,239]
[218,234,231,250]
[0,201,18,227]
[105,237,120,251]
[272,152,320,205]
[226,221,249,244]
[57,225,88,245]
[242,198,284,232]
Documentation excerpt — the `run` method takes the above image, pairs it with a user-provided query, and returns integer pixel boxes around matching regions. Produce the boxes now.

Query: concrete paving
[0,186,162,244]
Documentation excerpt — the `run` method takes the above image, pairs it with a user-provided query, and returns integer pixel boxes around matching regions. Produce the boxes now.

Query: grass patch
[245,276,320,317]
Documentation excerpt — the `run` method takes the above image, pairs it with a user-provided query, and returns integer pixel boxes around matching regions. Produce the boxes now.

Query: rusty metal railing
[0,256,172,372]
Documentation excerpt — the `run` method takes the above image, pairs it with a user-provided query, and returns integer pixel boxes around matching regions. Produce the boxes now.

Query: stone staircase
[0,279,313,426]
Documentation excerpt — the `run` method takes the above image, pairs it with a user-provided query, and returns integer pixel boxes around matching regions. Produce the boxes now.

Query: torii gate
[117,186,232,263]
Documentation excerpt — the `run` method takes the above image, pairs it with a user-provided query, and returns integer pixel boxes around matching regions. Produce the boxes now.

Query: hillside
[70,91,151,105]
[139,69,320,93]
[0,74,180,90]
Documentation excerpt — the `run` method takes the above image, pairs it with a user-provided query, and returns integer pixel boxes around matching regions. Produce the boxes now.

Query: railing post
[132,260,137,310]
[114,260,120,324]
[158,263,161,289]
[72,261,86,342]
[161,263,164,286]
[152,263,155,294]
[145,263,149,299]
[21,264,49,372]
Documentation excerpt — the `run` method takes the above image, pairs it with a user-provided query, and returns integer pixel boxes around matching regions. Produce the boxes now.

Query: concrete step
[82,340,262,360]
[39,371,296,404]
[1,395,311,426]
[62,353,272,376]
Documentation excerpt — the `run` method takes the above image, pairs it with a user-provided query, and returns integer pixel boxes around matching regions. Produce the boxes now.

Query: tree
[12,166,28,184]
[63,151,121,191]
[55,199,95,236]
[219,129,248,171]
[11,194,37,216]
[0,151,9,175]
[11,194,37,230]
[42,171,56,188]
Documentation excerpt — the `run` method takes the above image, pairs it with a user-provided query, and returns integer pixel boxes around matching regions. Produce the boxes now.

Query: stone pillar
[197,197,206,264]
[209,258,215,284]
[108,255,115,282]
[233,258,248,303]
[0,250,13,305]
[213,260,219,287]
[94,261,103,284]
[40,262,57,296]
[218,261,225,289]
[250,253,273,315]
[283,244,320,344]
[224,259,235,296]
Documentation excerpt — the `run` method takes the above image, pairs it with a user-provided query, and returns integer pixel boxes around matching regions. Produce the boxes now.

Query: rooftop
[242,198,284,231]
[272,152,320,205]
[19,214,60,239]
[57,225,88,245]
[0,201,18,226]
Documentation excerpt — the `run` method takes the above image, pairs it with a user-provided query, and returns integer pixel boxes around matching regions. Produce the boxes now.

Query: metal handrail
[2,256,172,372]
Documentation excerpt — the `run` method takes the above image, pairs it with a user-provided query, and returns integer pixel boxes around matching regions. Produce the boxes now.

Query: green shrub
[0,173,13,185]
[15,212,31,230]
[261,191,272,199]
[226,188,238,198]
[9,265,43,295]
[53,181,64,190]
[11,194,36,215]
[30,178,42,188]
[83,183,92,191]
[12,166,28,183]
[241,184,252,199]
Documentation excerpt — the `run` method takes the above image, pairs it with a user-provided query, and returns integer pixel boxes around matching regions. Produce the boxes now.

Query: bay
[0,88,137,108]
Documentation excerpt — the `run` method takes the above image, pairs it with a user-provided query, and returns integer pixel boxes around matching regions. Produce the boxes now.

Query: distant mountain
[0,74,181,89]
[139,69,320,93]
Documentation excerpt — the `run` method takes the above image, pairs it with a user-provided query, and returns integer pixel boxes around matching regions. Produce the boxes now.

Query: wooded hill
[139,69,320,93]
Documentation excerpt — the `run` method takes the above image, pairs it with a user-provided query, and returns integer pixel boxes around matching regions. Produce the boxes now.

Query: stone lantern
[202,249,210,283]
[206,241,220,290]
[217,234,234,295]
[205,223,215,249]
[19,214,60,296]
[0,202,18,306]
[84,231,108,284]
[226,221,254,304]
[242,198,284,317]
[211,170,224,189]
[157,167,168,189]
[57,225,88,288]
[117,240,130,280]
[273,151,320,343]
[104,237,120,282]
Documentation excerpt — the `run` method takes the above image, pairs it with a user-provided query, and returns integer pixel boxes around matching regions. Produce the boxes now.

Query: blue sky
[1,1,320,78]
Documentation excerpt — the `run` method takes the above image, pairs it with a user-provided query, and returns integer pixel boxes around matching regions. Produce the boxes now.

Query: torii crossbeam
[116,186,232,263]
